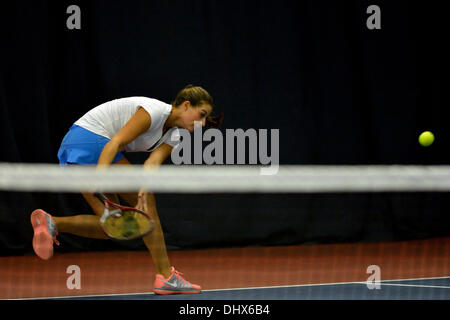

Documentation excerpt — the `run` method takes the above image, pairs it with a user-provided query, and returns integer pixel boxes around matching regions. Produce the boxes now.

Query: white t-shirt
[74,97,180,152]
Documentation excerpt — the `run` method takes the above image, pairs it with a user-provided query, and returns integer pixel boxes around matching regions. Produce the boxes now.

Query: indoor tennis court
[1,237,449,300]
[1,2,449,317]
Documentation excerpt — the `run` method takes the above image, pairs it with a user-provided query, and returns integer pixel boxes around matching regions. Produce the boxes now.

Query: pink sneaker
[153,267,201,295]
[30,209,60,260]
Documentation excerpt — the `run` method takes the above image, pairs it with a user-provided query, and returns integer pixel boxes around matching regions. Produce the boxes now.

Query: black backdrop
[1,0,449,255]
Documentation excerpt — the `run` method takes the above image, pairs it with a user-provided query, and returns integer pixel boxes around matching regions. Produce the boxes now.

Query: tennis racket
[94,192,155,240]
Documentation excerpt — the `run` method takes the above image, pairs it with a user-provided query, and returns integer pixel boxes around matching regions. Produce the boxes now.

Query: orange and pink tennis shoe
[30,209,59,260]
[153,267,201,295]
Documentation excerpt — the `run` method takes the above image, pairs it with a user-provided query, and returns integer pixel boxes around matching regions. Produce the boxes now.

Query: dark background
[1,0,449,255]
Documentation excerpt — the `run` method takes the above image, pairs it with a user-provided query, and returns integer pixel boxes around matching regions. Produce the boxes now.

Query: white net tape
[1,162,450,193]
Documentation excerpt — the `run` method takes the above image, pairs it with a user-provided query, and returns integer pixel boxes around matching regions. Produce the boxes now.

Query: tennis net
[2,163,450,193]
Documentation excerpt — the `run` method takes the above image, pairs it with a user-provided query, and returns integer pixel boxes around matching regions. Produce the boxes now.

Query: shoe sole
[31,210,54,260]
[153,289,201,295]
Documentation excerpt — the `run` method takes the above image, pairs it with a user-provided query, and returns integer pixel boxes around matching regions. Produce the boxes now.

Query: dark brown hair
[172,84,224,128]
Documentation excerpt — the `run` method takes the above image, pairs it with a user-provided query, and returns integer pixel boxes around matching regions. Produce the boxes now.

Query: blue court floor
[47,276,449,300]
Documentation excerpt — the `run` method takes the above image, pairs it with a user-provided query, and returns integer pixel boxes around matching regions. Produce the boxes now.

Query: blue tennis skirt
[57,125,125,165]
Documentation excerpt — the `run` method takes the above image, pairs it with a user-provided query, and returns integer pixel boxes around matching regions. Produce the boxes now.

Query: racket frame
[94,193,154,240]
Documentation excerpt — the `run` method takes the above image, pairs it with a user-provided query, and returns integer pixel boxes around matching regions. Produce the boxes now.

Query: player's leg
[51,157,126,238]
[118,191,171,279]
[52,213,108,239]
[52,190,122,239]
[32,127,126,258]
[31,192,113,260]
[118,191,201,294]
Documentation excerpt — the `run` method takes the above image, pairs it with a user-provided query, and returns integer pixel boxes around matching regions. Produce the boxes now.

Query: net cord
[1,162,450,193]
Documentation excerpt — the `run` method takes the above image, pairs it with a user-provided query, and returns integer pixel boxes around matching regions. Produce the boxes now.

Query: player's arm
[143,143,173,169]
[97,107,151,167]
[137,143,173,209]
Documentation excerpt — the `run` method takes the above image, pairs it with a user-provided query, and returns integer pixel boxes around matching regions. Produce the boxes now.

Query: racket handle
[94,192,108,202]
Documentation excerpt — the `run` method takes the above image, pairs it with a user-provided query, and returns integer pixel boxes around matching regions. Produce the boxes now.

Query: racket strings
[103,209,153,240]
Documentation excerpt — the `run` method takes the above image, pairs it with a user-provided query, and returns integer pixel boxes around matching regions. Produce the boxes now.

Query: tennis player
[30,85,223,295]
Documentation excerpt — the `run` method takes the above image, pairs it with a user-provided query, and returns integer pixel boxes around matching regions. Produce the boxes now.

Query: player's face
[182,102,213,132]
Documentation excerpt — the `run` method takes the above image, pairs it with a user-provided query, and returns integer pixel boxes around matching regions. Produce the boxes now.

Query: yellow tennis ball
[418,131,434,147]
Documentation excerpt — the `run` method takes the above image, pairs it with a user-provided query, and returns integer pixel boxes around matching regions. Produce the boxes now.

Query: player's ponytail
[206,112,224,129]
